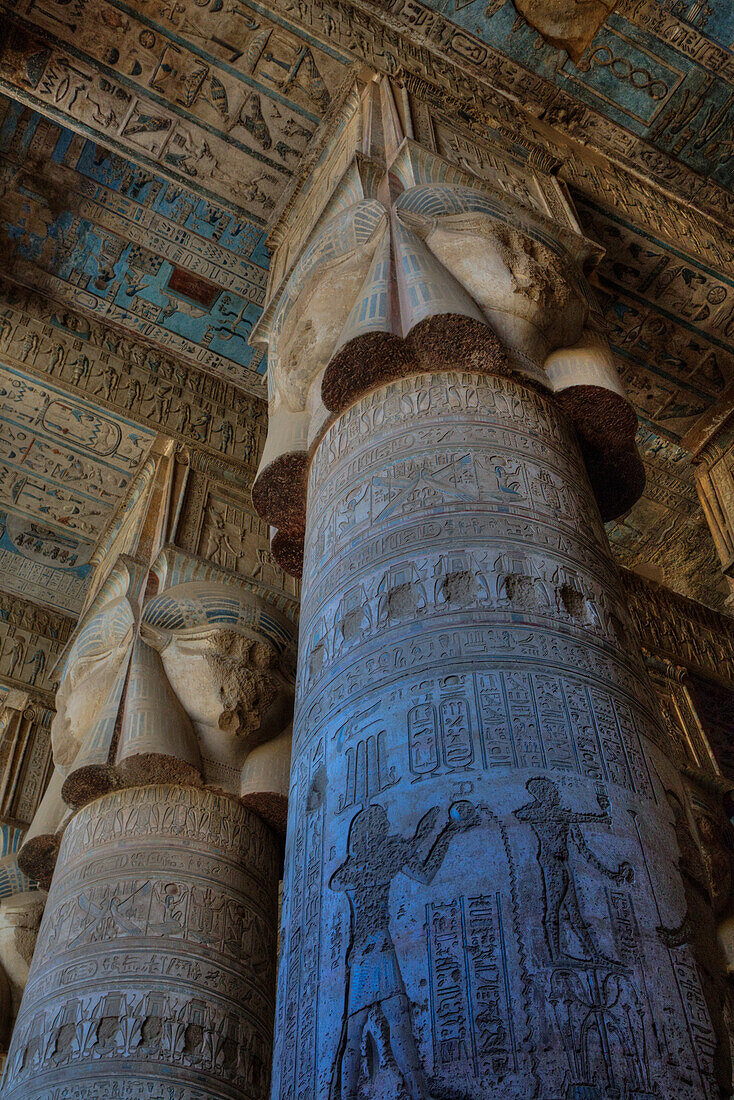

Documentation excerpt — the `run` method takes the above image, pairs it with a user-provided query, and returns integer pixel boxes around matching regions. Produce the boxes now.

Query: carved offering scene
[0,3,732,1099]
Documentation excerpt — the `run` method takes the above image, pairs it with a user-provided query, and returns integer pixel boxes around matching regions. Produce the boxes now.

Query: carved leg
[380,992,429,1099]
[339,1008,369,1100]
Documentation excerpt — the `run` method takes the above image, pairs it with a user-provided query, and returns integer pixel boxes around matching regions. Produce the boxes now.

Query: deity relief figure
[657,792,732,1096]
[6,635,26,681]
[329,801,480,1099]
[514,777,633,964]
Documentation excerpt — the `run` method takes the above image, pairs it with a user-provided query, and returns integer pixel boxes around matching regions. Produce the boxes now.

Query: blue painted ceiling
[0,95,270,390]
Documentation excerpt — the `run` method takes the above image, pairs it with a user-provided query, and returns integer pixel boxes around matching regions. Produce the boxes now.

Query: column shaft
[275,370,725,1100]
[3,784,279,1100]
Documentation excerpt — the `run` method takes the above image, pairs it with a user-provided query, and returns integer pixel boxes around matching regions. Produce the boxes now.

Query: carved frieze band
[0,282,266,464]
[258,0,734,232]
[622,568,734,689]
[3,785,280,1100]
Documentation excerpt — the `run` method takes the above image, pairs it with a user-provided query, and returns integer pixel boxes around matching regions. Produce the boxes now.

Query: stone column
[2,551,297,1100]
[683,417,734,606]
[2,784,279,1100]
[250,76,728,1099]
[271,366,727,1100]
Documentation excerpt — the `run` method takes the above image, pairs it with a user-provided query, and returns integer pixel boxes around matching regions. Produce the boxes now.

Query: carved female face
[51,597,134,771]
[156,629,294,786]
[141,580,297,791]
[420,216,588,362]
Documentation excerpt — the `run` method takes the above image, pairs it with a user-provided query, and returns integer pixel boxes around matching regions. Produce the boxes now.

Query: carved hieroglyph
[274,370,726,1100]
[2,784,280,1100]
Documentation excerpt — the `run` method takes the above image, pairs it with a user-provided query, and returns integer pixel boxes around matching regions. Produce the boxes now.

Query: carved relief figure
[329,801,480,1099]
[6,636,26,681]
[514,778,633,963]
[657,792,732,1096]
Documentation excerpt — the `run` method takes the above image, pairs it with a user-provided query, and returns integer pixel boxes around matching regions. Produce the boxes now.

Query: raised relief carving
[0,283,266,468]
[657,791,733,1096]
[3,786,280,1100]
[514,777,633,964]
[275,370,721,1099]
[329,801,480,1099]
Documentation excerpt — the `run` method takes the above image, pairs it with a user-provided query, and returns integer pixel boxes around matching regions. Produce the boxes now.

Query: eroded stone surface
[274,370,726,1100]
[3,784,279,1100]
[514,0,617,62]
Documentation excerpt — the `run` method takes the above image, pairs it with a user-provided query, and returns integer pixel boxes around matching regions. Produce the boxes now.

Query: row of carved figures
[6,989,271,1089]
[303,554,631,680]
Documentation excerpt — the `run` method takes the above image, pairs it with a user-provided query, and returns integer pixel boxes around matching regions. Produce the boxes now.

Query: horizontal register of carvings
[622,568,734,690]
[254,0,734,233]
[0,592,74,703]
[681,405,734,602]
[3,0,733,239]
[250,75,645,573]
[0,279,266,465]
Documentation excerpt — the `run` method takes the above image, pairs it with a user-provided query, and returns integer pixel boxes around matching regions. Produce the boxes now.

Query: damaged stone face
[513,0,618,62]
[205,630,279,739]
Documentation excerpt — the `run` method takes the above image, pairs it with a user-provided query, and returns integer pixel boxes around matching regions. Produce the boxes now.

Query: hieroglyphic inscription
[0,590,73,697]
[3,785,280,1100]
[426,893,512,1077]
[258,0,734,232]
[623,567,734,689]
[275,371,721,1099]
[0,281,266,454]
[272,737,324,1100]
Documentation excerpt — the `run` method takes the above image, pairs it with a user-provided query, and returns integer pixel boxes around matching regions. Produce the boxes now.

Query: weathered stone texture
[2,784,279,1100]
[274,370,725,1099]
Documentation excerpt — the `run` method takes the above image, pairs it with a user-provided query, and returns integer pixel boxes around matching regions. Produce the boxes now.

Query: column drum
[274,370,724,1100]
[3,784,279,1100]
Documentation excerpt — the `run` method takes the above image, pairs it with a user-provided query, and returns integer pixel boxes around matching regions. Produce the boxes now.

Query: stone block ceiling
[0,0,351,216]
[578,196,734,437]
[606,426,725,610]
[0,96,270,390]
[0,363,154,613]
[570,190,734,610]
[0,0,731,614]
[430,0,734,190]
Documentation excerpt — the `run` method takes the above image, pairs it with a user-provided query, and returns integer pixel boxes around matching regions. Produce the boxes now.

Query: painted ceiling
[577,196,734,440]
[0,0,351,216]
[0,0,730,617]
[427,0,734,191]
[0,95,270,391]
[0,363,154,613]
[570,189,734,610]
